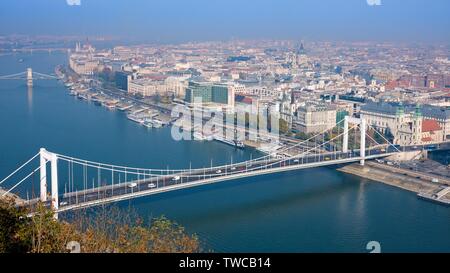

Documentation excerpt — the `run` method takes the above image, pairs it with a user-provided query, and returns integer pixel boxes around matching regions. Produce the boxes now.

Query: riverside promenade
[338,161,450,205]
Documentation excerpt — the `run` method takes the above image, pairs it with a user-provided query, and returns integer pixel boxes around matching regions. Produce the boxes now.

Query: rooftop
[422,119,441,132]
[362,101,450,120]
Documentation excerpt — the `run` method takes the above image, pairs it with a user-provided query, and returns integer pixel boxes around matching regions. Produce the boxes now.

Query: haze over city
[0,0,449,43]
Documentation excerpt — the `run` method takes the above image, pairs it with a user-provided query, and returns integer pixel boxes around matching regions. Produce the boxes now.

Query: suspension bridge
[0,68,59,87]
[0,116,405,217]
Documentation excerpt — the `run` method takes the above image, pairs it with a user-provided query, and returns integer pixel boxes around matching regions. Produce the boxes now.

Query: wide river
[0,52,449,252]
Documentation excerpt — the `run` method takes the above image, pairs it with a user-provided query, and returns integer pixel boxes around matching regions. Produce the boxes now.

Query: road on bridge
[52,145,400,212]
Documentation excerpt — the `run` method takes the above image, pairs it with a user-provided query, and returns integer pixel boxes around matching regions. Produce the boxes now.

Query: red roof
[241,97,253,104]
[235,94,253,105]
[422,119,441,132]
[385,81,398,90]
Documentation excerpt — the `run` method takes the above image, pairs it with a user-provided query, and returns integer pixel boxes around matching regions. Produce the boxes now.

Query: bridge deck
[55,153,393,213]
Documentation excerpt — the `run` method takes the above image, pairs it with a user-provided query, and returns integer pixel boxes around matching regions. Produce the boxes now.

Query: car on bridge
[128,182,138,188]
[172,176,180,181]
[148,183,156,188]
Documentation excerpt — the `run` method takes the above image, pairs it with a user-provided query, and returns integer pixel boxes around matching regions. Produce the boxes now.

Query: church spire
[297,42,306,55]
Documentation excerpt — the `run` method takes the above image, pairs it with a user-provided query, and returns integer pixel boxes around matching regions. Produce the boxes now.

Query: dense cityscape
[62,38,450,150]
[0,0,449,260]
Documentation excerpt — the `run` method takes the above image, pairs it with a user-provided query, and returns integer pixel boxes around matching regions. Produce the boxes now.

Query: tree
[96,67,114,82]
[148,216,199,253]
[21,203,76,253]
[295,132,309,140]
[160,95,172,104]
[373,128,385,145]
[0,198,29,253]
[0,201,200,253]
[153,93,161,104]
[385,128,394,143]
[279,118,290,135]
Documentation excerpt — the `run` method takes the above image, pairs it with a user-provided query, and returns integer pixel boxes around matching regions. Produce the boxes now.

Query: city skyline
[0,0,449,43]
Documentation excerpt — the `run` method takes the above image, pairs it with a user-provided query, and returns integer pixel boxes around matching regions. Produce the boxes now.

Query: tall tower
[395,103,404,130]
[413,104,422,144]
[298,42,306,55]
[296,42,308,65]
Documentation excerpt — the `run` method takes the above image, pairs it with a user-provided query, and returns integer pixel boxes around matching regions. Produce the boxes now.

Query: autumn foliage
[0,198,200,253]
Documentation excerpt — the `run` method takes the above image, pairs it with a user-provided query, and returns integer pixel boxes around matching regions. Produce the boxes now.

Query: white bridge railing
[0,116,403,215]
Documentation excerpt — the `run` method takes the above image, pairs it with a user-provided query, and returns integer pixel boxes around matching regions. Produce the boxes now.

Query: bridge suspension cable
[54,123,359,184]
[32,71,58,79]
[368,124,401,153]
[1,164,43,197]
[0,152,40,186]
[0,72,27,80]
[54,123,373,212]
[55,118,349,175]
[0,115,406,213]
[0,70,58,80]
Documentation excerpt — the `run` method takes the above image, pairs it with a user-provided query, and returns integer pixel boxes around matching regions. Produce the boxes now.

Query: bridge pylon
[343,116,367,166]
[39,148,47,202]
[360,118,366,166]
[39,148,59,214]
[26,68,33,87]
[343,116,349,153]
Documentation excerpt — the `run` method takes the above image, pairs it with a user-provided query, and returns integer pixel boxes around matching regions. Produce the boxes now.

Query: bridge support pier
[26,68,33,87]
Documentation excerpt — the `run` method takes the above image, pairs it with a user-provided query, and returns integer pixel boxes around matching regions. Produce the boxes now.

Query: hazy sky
[0,0,449,43]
